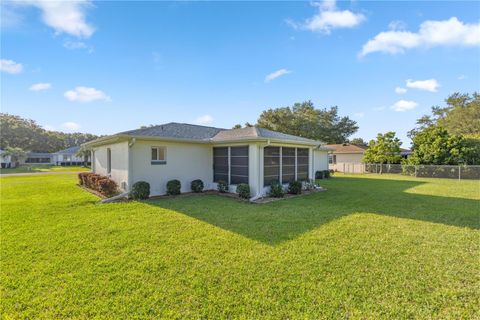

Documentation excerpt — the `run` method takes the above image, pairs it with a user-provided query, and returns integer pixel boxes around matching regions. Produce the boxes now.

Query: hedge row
[78,172,118,197]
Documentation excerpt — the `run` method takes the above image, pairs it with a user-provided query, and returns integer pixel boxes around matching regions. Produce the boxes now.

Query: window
[281,147,296,183]
[107,148,111,174]
[264,147,280,186]
[151,147,166,164]
[328,154,336,164]
[213,146,249,185]
[263,147,310,186]
[297,148,309,181]
[230,146,248,184]
[213,147,229,183]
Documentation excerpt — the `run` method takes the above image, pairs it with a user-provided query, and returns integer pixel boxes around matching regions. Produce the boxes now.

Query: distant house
[24,152,54,164]
[20,146,89,166]
[83,123,330,198]
[53,146,90,165]
[326,143,411,172]
[0,149,12,168]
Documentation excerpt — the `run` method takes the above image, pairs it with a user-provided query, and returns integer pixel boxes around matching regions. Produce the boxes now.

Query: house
[53,146,90,166]
[24,152,54,164]
[326,143,412,173]
[326,143,368,173]
[82,123,330,198]
[0,149,12,168]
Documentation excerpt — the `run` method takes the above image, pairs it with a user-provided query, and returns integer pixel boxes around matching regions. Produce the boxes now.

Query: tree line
[0,113,100,153]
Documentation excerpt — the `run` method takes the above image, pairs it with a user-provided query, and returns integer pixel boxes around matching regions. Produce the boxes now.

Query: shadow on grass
[145,177,480,245]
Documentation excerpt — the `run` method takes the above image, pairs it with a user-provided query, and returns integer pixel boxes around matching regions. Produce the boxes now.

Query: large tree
[410,92,480,137]
[256,101,358,143]
[363,132,402,166]
[407,126,479,165]
[0,113,99,153]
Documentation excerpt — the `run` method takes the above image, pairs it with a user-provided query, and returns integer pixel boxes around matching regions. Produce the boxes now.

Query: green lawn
[1,174,479,319]
[0,164,89,174]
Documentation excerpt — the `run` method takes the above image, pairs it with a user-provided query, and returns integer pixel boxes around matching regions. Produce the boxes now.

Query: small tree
[3,147,27,167]
[76,147,90,167]
[363,132,402,173]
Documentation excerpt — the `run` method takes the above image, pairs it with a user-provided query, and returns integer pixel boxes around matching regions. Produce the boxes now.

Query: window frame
[213,146,249,185]
[151,146,167,165]
[263,146,311,186]
[107,148,112,174]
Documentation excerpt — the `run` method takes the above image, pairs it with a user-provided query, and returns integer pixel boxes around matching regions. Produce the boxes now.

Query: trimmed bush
[97,179,118,197]
[236,183,250,199]
[326,170,333,178]
[78,172,118,197]
[130,181,150,200]
[166,179,181,195]
[288,180,302,195]
[269,181,284,198]
[315,171,324,179]
[217,180,228,193]
[191,179,204,193]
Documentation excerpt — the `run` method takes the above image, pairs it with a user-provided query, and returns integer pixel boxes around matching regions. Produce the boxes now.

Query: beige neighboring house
[83,123,330,199]
[326,143,412,173]
[326,143,368,173]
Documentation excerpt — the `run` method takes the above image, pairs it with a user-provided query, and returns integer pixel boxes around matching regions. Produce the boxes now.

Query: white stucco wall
[313,150,329,174]
[92,141,129,190]
[130,140,213,196]
[329,152,364,172]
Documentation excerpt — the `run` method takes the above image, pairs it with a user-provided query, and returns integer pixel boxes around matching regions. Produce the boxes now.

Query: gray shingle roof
[120,123,224,140]
[87,122,322,146]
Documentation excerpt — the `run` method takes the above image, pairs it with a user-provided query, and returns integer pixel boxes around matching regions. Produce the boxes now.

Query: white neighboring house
[0,149,13,168]
[52,146,90,165]
[83,123,330,198]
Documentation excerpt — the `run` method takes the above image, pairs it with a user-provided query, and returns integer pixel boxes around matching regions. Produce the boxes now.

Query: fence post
[458,165,461,180]
[414,165,417,177]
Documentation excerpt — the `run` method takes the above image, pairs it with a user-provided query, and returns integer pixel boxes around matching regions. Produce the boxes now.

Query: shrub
[97,179,118,197]
[288,180,302,195]
[269,181,284,198]
[217,180,228,193]
[191,179,204,193]
[236,183,250,199]
[130,181,150,200]
[324,170,331,178]
[166,179,181,195]
[79,172,118,197]
[315,171,324,179]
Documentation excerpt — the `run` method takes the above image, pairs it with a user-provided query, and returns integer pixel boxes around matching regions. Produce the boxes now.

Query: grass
[1,174,479,319]
[0,164,89,174]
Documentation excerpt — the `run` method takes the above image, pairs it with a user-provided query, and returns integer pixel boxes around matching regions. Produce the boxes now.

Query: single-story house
[0,149,12,168]
[53,146,90,166]
[326,143,412,173]
[23,152,54,164]
[83,123,330,198]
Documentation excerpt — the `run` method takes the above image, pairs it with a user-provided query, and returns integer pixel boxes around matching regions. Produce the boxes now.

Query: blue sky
[1,1,479,146]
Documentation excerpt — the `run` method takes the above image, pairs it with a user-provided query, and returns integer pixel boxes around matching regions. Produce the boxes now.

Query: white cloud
[406,79,439,92]
[291,0,365,34]
[391,100,418,112]
[360,17,480,56]
[29,82,52,91]
[265,69,291,82]
[61,122,81,131]
[18,0,95,38]
[354,112,365,118]
[64,86,111,103]
[395,87,407,94]
[0,59,23,74]
[194,115,214,126]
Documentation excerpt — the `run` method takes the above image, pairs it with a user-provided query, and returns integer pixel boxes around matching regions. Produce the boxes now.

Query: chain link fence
[361,164,480,180]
